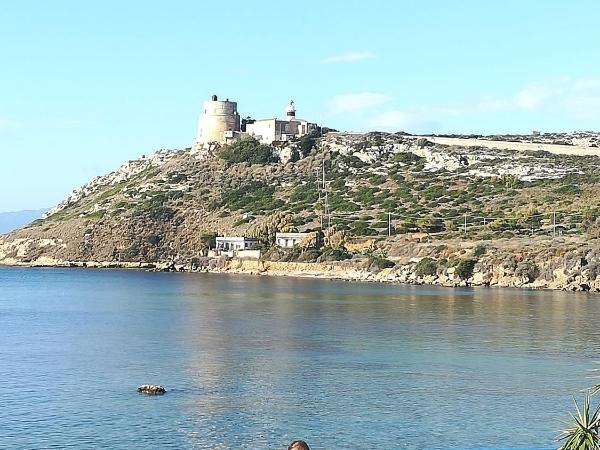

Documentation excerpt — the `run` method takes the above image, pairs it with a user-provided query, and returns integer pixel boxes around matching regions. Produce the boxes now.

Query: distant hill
[0,209,47,234]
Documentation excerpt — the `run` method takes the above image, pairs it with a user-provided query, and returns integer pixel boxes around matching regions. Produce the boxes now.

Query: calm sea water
[1,267,599,449]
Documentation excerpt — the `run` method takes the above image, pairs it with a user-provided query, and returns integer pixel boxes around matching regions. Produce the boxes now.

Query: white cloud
[512,81,566,110]
[335,76,600,133]
[369,110,411,128]
[321,51,375,64]
[369,110,442,133]
[400,77,600,120]
[327,92,390,114]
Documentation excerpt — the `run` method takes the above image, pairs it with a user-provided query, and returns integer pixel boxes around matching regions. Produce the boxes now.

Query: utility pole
[322,159,330,231]
[317,168,323,229]
[553,211,556,237]
[464,214,467,234]
[388,212,392,236]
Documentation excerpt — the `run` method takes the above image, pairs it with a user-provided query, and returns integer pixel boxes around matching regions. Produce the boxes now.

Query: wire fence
[315,210,592,238]
[312,159,596,238]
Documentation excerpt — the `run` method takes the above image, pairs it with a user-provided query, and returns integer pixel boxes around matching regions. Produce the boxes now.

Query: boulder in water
[137,384,166,395]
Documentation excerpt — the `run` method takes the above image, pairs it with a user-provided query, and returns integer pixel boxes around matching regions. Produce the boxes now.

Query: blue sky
[1,0,599,212]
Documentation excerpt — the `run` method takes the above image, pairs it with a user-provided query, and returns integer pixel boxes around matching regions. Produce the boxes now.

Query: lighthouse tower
[285,100,296,121]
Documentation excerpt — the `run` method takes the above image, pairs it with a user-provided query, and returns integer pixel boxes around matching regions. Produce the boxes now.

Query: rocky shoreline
[2,254,598,293]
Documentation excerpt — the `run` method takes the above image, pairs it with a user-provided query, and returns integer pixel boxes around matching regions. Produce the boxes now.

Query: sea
[1,266,599,450]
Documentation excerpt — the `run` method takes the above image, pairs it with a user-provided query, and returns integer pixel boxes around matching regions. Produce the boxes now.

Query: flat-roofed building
[215,236,259,252]
[245,101,317,144]
[275,232,311,248]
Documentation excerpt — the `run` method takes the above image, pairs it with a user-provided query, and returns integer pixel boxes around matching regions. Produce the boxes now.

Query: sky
[1,0,599,212]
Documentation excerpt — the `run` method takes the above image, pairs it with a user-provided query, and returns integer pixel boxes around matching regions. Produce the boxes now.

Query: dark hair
[288,440,311,450]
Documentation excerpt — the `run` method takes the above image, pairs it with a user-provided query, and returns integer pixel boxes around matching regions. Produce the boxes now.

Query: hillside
[2,131,600,291]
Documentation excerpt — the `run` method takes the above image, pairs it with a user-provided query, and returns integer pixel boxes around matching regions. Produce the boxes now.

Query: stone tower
[195,95,240,146]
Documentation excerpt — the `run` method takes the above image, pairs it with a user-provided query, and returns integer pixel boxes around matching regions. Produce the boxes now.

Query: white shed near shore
[275,232,310,248]
[215,236,258,251]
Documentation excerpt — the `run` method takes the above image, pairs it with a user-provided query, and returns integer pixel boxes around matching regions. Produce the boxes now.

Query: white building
[193,95,241,149]
[215,236,258,251]
[245,101,317,144]
[275,232,311,248]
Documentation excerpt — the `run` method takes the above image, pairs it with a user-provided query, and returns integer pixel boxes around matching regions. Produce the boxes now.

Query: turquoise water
[1,267,599,449]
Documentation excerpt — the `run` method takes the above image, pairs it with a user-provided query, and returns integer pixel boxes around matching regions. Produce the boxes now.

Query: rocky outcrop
[137,384,166,395]
[6,238,599,292]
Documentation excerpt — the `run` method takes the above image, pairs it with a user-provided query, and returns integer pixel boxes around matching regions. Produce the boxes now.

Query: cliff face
[2,131,600,291]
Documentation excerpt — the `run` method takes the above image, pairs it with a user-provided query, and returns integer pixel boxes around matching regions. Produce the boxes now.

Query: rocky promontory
[2,131,600,292]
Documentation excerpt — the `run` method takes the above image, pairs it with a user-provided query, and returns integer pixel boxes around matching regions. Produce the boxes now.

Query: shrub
[317,246,351,262]
[393,152,425,164]
[297,249,321,263]
[415,257,437,277]
[515,260,539,282]
[290,182,319,204]
[298,133,317,156]
[449,258,476,279]
[199,232,217,250]
[217,136,276,165]
[146,206,176,221]
[416,216,443,232]
[369,174,387,185]
[122,244,140,260]
[368,256,395,271]
[146,234,161,246]
[350,220,378,236]
[473,244,487,257]
[219,182,283,212]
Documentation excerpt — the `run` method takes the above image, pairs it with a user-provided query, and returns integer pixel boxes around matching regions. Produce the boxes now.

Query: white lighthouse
[285,100,296,120]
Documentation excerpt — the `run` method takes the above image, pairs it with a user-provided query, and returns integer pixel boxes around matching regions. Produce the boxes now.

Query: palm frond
[558,393,600,450]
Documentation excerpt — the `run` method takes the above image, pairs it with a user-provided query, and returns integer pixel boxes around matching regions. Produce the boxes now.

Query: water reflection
[0,268,599,449]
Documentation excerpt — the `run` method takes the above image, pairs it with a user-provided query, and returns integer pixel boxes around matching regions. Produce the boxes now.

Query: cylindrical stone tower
[196,95,240,145]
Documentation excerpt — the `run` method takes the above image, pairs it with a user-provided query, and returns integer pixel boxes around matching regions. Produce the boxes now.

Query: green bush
[415,257,437,277]
[350,220,378,236]
[122,244,140,260]
[473,244,487,257]
[291,182,319,204]
[368,256,395,271]
[143,206,176,221]
[515,260,539,282]
[220,182,283,212]
[393,152,425,164]
[298,133,317,156]
[217,136,276,165]
[449,258,476,279]
[146,234,161,246]
[416,216,443,232]
[318,246,351,262]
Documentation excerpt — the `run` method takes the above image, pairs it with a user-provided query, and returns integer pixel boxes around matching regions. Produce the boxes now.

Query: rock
[137,384,166,395]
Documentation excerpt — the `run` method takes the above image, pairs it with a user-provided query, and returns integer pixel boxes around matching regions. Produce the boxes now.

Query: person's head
[288,440,310,450]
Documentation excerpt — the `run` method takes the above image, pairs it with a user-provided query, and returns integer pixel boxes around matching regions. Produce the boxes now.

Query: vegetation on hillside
[10,132,600,271]
[217,136,276,165]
